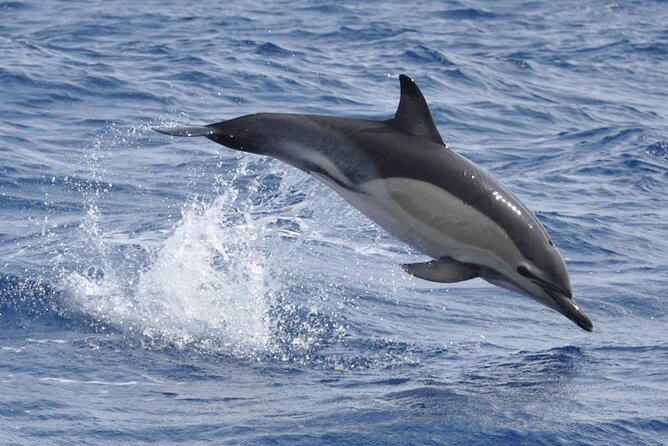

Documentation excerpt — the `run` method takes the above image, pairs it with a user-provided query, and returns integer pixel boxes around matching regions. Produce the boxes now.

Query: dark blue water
[1,0,667,444]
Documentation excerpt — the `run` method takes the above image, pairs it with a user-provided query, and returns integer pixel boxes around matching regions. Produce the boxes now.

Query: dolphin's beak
[546,289,594,332]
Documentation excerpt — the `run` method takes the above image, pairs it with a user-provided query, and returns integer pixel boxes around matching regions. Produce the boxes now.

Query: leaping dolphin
[154,74,593,332]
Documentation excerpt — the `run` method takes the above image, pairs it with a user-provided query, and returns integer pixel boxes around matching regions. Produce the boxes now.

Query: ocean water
[1,0,667,444]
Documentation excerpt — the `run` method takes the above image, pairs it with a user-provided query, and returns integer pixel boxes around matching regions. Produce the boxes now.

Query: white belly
[322,176,524,274]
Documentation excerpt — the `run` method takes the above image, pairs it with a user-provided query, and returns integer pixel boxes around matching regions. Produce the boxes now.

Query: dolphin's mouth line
[531,279,571,299]
[518,266,573,299]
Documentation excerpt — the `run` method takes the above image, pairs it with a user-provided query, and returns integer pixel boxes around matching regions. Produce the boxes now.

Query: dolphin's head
[484,234,593,332]
[517,238,593,332]
[522,246,593,331]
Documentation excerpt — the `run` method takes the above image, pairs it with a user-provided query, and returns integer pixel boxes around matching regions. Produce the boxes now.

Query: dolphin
[154,74,593,332]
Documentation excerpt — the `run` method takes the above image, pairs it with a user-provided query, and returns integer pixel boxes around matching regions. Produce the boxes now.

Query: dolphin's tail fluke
[152,125,214,137]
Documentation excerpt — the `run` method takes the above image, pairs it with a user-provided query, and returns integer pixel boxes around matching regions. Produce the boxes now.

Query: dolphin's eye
[548,239,555,247]
[517,266,534,278]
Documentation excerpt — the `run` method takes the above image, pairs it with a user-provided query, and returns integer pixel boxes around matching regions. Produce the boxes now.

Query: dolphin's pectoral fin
[152,125,214,137]
[401,257,479,283]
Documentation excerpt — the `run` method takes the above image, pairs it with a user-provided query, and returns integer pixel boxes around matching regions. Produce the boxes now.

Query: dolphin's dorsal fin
[388,74,445,146]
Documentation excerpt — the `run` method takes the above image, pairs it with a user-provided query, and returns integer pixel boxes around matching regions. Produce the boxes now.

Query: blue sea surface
[1,0,667,444]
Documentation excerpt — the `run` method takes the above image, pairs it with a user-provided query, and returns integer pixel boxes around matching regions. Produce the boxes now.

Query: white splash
[133,194,275,352]
[61,188,281,356]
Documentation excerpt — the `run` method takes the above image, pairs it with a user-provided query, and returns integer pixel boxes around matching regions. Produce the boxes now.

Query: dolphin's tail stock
[154,115,274,155]
[152,125,214,137]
